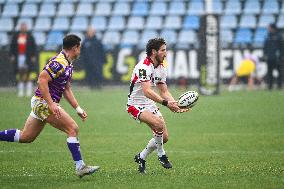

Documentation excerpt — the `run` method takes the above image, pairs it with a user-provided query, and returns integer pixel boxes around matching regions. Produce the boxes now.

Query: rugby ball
[178,91,199,108]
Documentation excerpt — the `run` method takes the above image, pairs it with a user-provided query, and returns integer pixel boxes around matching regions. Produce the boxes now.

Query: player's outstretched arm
[63,81,87,121]
[157,83,189,113]
[141,82,180,112]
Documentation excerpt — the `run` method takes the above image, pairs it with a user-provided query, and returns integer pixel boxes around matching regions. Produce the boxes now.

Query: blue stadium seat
[95,2,112,16]
[127,16,144,30]
[16,18,33,31]
[0,32,9,47]
[121,30,139,47]
[150,2,167,16]
[224,0,241,15]
[262,0,279,14]
[258,14,275,28]
[168,2,186,15]
[57,3,74,17]
[177,30,198,49]
[234,28,252,46]
[70,17,88,31]
[211,0,223,14]
[68,31,85,41]
[187,1,204,15]
[183,15,199,30]
[253,28,268,47]
[220,15,237,29]
[139,30,158,49]
[6,0,23,3]
[81,0,97,2]
[45,31,64,50]
[43,0,60,3]
[277,14,284,28]
[76,3,93,16]
[102,31,121,50]
[39,3,56,17]
[20,3,38,17]
[132,2,148,16]
[239,14,257,28]
[220,29,234,48]
[62,0,79,2]
[33,32,46,46]
[280,1,284,14]
[52,17,69,31]
[146,16,163,30]
[160,29,177,46]
[34,17,51,31]
[164,16,181,30]
[108,16,125,31]
[243,0,261,15]
[0,18,14,32]
[91,16,107,31]
[2,3,19,17]
[25,0,42,3]
[113,2,130,16]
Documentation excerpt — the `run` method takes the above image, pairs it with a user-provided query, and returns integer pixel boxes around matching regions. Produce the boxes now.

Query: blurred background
[0,0,283,93]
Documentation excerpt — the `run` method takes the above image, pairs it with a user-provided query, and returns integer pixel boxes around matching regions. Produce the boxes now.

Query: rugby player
[126,38,189,173]
[0,34,99,178]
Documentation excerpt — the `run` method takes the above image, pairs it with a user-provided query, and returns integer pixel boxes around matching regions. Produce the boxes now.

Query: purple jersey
[35,51,73,103]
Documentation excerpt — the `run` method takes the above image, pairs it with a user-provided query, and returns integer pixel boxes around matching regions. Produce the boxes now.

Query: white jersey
[127,57,167,106]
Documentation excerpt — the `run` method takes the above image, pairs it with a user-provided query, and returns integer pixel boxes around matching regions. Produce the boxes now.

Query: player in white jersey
[127,38,189,173]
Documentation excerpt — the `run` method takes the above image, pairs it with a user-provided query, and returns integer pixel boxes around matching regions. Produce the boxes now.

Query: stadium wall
[0,48,266,86]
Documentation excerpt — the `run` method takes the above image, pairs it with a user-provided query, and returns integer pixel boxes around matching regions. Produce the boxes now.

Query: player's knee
[67,123,79,136]
[163,133,169,143]
[153,118,165,132]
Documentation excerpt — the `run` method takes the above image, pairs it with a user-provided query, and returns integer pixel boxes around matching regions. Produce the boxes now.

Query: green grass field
[0,87,283,189]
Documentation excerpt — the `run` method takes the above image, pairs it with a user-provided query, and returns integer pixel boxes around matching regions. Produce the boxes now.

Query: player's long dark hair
[146,38,166,57]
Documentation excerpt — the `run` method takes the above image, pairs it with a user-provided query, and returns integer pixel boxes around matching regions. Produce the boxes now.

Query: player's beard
[155,55,164,67]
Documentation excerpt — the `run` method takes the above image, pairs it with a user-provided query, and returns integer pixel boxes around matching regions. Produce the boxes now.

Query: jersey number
[138,69,147,79]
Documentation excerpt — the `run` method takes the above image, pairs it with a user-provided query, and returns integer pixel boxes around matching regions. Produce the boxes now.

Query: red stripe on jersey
[143,57,152,66]
[128,74,138,98]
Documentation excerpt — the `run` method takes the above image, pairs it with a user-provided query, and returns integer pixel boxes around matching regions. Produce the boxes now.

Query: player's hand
[49,102,61,119]
[77,110,87,122]
[176,108,191,113]
[167,101,180,112]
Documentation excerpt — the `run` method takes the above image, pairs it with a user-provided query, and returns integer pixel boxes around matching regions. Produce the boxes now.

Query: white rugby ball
[178,91,199,108]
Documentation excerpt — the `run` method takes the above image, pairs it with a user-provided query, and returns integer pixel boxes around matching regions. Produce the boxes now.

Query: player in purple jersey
[0,34,99,178]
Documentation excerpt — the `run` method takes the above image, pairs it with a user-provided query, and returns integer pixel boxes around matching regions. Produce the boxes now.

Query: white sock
[26,81,33,97]
[153,131,165,157]
[140,138,157,160]
[18,82,24,97]
[75,160,85,170]
[14,129,21,142]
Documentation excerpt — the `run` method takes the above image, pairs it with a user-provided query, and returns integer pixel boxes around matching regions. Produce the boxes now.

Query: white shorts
[17,55,28,70]
[30,96,51,121]
[126,103,162,123]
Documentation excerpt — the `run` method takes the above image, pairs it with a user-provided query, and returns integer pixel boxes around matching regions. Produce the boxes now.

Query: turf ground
[0,87,283,189]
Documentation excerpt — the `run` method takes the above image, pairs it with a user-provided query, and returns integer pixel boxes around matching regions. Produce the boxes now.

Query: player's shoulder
[54,52,69,66]
[136,57,152,69]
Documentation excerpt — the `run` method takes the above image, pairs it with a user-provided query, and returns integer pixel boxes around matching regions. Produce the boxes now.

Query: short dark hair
[146,38,166,57]
[63,34,81,50]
